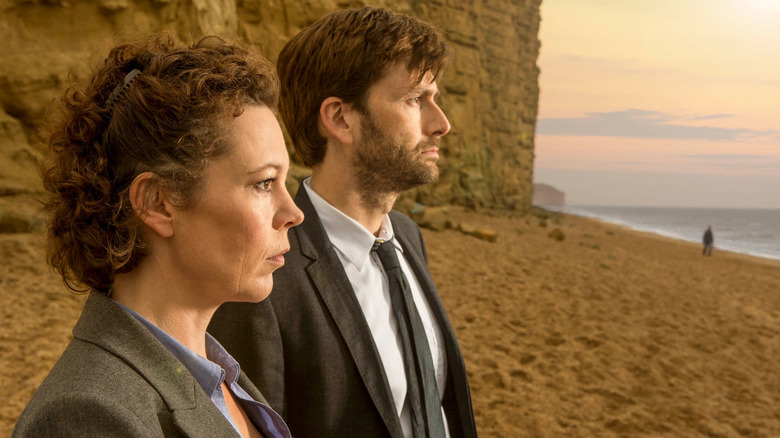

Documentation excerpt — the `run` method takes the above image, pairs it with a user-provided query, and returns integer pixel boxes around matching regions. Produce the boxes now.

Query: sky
[532,0,780,208]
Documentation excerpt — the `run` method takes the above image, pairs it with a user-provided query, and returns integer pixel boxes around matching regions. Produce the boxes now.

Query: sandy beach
[2,207,780,437]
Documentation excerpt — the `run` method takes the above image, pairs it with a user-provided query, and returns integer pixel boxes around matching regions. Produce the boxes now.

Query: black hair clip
[105,69,141,110]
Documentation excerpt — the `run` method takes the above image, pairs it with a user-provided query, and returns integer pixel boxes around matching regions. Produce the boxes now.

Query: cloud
[707,161,780,171]
[684,155,780,171]
[689,114,733,121]
[536,109,776,142]
[611,161,648,166]
[682,154,767,160]
[543,54,677,77]
[679,154,780,172]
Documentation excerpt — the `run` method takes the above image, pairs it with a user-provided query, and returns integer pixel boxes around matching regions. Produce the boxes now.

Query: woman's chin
[231,280,274,304]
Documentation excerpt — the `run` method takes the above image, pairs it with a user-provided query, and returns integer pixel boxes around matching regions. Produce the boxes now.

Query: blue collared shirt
[115,301,290,438]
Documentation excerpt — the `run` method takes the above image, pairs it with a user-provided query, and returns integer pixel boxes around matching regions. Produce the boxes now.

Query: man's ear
[128,172,175,239]
[319,96,358,146]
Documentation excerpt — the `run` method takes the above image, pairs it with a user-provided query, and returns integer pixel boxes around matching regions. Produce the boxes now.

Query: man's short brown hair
[277,6,450,167]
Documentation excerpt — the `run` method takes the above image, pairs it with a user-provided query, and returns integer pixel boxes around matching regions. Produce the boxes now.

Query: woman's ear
[319,96,357,146]
[128,172,175,238]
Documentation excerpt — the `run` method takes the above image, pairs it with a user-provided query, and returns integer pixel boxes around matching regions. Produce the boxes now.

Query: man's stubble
[352,112,440,210]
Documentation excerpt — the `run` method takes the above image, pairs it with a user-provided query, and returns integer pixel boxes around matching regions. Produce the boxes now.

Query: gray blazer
[13,291,268,437]
[210,186,478,438]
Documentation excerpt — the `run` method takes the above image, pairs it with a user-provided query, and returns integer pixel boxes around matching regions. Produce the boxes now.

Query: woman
[12,32,303,437]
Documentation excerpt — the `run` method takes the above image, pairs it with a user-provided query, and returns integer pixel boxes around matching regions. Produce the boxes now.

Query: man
[703,225,714,256]
[210,6,477,438]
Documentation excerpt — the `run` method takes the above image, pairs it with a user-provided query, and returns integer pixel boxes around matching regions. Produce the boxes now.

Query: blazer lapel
[74,291,240,438]
[293,187,403,437]
[172,376,271,438]
[170,408,240,438]
[392,216,478,437]
[238,372,269,405]
[391,220,456,342]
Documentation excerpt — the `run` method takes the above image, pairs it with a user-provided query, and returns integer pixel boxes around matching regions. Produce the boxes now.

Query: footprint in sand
[510,369,533,382]
[544,334,566,346]
[575,336,602,349]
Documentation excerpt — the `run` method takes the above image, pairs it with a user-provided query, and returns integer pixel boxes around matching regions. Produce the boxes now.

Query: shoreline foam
[540,205,780,262]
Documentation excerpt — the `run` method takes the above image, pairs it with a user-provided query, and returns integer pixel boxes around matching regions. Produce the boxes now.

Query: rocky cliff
[0,0,541,217]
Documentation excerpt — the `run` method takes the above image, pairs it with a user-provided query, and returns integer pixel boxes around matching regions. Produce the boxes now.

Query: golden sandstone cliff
[0,0,541,226]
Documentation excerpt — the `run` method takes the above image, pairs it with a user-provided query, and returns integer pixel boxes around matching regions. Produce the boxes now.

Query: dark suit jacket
[210,186,477,438]
[13,291,269,437]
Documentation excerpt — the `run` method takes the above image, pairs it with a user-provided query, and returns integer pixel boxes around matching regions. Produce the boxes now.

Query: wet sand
[2,208,780,437]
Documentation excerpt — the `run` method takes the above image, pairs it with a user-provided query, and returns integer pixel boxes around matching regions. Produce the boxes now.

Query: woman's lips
[267,249,289,266]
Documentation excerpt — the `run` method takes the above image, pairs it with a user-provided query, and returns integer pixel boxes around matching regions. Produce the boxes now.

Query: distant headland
[532,183,565,206]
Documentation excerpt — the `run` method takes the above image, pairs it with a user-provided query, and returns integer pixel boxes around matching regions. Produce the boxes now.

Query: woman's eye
[255,179,274,192]
[409,96,421,105]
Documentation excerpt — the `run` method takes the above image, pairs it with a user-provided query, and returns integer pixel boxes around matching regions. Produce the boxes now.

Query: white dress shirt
[303,178,449,438]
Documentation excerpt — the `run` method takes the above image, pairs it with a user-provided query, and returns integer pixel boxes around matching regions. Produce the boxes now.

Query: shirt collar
[113,300,241,398]
[303,177,402,269]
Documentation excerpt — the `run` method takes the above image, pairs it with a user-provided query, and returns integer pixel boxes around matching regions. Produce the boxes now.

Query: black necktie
[373,239,446,438]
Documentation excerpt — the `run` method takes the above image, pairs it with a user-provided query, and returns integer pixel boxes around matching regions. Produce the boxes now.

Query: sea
[537,205,780,262]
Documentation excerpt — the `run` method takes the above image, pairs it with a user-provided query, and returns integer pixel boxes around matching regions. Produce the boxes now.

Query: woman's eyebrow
[246,163,283,175]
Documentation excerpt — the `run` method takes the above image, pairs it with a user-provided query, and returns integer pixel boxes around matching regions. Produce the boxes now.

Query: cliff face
[404,0,541,211]
[0,0,541,212]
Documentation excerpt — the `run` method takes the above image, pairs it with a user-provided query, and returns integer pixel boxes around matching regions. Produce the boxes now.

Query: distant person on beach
[703,225,714,256]
[210,6,478,438]
[13,33,303,436]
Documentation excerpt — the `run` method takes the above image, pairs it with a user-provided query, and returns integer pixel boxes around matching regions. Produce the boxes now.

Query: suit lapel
[238,372,269,405]
[392,216,478,437]
[170,408,240,438]
[74,291,240,438]
[391,219,456,344]
[293,187,403,437]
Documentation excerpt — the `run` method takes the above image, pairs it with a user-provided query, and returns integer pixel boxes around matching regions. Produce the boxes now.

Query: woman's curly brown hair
[41,32,279,292]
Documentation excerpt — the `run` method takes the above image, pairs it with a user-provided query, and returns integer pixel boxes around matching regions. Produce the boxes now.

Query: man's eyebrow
[406,84,440,98]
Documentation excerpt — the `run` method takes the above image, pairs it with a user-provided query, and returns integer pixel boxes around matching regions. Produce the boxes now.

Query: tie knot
[372,238,395,252]
[373,238,401,270]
